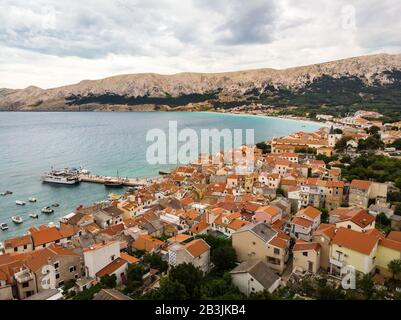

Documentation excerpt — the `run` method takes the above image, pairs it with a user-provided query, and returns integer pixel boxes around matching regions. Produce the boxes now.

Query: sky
[0,0,400,89]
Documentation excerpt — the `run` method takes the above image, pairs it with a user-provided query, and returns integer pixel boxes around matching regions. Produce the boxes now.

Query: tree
[256,141,271,154]
[143,252,168,272]
[388,259,401,280]
[169,263,203,299]
[72,283,103,300]
[152,277,189,300]
[334,128,343,134]
[390,138,401,150]
[127,264,145,283]
[100,274,117,288]
[211,246,237,273]
[334,136,352,152]
[357,273,375,299]
[375,212,391,227]
[367,125,380,135]
[395,204,401,216]
[200,272,242,299]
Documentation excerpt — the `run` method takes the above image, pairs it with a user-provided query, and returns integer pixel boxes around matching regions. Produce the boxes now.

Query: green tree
[127,263,145,283]
[388,259,401,280]
[211,246,237,273]
[395,204,401,216]
[169,263,204,299]
[72,283,103,300]
[143,252,168,272]
[357,273,375,299]
[100,274,117,288]
[334,136,352,152]
[367,125,380,135]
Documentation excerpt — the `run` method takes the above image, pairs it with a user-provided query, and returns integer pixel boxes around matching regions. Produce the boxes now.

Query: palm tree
[388,259,401,280]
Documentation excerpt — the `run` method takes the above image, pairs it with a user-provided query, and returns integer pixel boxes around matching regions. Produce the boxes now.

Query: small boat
[12,216,23,224]
[29,213,39,219]
[28,197,37,203]
[52,203,60,208]
[104,180,123,188]
[158,170,170,175]
[41,206,54,214]
[0,191,13,196]
[0,223,9,230]
[15,200,26,206]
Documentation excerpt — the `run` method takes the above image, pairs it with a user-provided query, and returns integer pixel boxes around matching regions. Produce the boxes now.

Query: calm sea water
[0,112,320,240]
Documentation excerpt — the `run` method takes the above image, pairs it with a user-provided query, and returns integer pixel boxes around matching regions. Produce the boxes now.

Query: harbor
[78,173,154,187]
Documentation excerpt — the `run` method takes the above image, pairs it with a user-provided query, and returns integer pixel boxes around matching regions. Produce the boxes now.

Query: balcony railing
[329,257,345,268]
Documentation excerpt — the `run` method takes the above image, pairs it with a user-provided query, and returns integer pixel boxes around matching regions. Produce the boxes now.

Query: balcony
[329,257,345,268]
[14,268,34,284]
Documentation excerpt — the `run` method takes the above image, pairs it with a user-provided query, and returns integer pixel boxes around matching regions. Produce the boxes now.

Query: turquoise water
[0,112,320,240]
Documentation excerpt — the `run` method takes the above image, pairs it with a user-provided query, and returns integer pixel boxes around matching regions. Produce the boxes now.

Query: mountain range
[1,53,401,112]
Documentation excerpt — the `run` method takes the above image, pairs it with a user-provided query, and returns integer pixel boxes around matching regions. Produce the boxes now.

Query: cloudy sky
[1,0,400,89]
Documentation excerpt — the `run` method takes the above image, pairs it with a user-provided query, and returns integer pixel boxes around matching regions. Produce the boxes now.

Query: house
[290,206,321,241]
[292,241,321,274]
[230,260,281,296]
[254,205,282,224]
[93,206,124,228]
[93,288,132,300]
[376,231,401,277]
[168,239,210,273]
[3,235,33,254]
[325,181,344,211]
[83,241,121,278]
[348,180,371,208]
[368,204,394,219]
[95,258,128,285]
[312,224,336,271]
[329,227,379,275]
[349,180,388,208]
[232,222,289,274]
[334,209,375,233]
[30,226,63,249]
[131,235,164,253]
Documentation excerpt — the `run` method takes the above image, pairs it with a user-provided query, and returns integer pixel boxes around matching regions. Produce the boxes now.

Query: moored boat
[52,203,60,207]
[0,191,13,196]
[0,223,9,230]
[104,179,123,187]
[28,197,37,203]
[12,216,23,224]
[29,213,39,219]
[41,206,54,214]
[15,200,26,206]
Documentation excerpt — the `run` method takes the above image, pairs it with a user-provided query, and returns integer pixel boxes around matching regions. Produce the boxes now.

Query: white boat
[41,168,80,185]
[11,216,23,224]
[28,197,37,203]
[41,206,54,214]
[15,200,26,206]
[29,213,39,219]
[0,223,9,230]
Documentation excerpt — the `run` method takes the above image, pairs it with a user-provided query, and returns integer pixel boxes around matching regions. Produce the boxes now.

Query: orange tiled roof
[298,206,321,219]
[31,227,62,247]
[132,235,164,252]
[96,258,127,278]
[350,179,371,190]
[293,240,321,252]
[291,217,313,228]
[332,227,378,255]
[4,235,32,249]
[120,252,140,264]
[184,239,209,258]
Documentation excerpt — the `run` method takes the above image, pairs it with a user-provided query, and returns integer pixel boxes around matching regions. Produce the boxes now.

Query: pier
[78,174,158,187]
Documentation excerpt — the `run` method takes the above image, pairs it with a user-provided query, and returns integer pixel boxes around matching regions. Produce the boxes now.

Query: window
[56,273,60,279]
[22,282,29,288]
[14,247,18,252]
[58,281,64,287]
[54,262,59,269]
[273,248,280,255]
[111,254,116,261]
[43,244,46,248]
[303,252,308,257]
[69,266,76,273]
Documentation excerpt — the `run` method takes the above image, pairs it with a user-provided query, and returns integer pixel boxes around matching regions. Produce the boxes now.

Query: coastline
[200,110,329,128]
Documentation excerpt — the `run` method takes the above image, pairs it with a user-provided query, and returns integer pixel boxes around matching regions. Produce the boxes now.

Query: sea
[0,111,321,241]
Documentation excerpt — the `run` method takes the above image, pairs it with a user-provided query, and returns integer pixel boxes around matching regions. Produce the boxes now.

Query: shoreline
[201,110,329,128]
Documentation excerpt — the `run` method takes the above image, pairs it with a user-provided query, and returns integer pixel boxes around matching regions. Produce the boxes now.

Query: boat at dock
[1,223,9,230]
[158,170,171,175]
[12,216,23,224]
[42,168,80,185]
[104,179,124,187]
[15,200,26,206]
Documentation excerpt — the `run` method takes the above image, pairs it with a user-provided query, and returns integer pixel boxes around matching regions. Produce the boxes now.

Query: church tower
[328,125,336,147]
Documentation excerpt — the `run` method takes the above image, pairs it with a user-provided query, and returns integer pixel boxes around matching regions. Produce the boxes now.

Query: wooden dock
[78,174,158,187]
